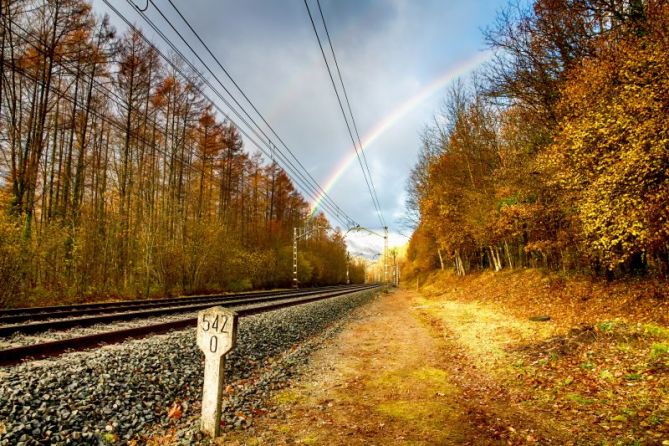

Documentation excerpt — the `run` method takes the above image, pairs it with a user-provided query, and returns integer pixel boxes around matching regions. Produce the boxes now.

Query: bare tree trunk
[454,249,465,276]
[437,247,445,271]
[490,246,503,272]
[504,240,514,269]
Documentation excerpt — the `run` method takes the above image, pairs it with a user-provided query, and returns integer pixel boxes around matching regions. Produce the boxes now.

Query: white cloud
[93,0,501,230]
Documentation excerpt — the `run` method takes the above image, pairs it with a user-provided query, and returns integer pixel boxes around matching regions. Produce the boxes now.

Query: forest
[405,0,669,280]
[0,0,365,307]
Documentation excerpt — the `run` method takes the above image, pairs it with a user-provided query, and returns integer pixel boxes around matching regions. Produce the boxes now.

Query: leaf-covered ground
[416,270,669,445]
[217,270,668,445]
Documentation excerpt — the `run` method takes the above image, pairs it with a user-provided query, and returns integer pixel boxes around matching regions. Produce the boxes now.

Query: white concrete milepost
[196,306,238,438]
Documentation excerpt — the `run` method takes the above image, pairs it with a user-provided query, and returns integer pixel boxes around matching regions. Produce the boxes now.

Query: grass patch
[371,366,456,398]
[642,324,669,339]
[624,373,643,381]
[273,389,302,405]
[617,343,632,352]
[599,370,614,381]
[411,366,448,384]
[414,296,556,375]
[566,393,595,405]
[375,400,461,443]
[650,343,669,359]
[411,270,669,445]
[598,321,617,332]
[580,361,596,370]
[300,434,319,445]
[376,400,452,423]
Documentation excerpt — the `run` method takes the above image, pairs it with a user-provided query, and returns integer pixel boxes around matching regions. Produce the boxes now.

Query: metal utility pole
[383,226,388,284]
[346,252,350,285]
[293,224,324,288]
[293,227,298,288]
[390,248,399,286]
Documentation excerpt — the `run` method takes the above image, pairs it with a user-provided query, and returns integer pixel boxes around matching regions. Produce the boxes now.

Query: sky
[92,0,504,256]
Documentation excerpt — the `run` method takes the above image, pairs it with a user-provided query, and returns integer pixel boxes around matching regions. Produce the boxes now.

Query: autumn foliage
[406,0,669,279]
[0,0,361,307]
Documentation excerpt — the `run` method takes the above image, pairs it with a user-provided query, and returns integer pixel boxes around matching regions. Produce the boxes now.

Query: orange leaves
[152,75,177,108]
[408,1,669,277]
[167,401,183,420]
[195,107,225,161]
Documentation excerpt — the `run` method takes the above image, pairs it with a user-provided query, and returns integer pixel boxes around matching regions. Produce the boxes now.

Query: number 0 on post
[196,306,238,438]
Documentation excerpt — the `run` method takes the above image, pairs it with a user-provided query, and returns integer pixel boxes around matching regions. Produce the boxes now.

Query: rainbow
[309,50,493,217]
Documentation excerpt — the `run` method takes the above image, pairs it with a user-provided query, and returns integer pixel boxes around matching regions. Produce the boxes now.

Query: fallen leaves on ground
[417,269,669,445]
[167,401,183,420]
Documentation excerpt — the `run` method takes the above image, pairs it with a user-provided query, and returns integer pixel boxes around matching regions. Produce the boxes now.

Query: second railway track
[0,284,383,445]
[0,284,381,366]
[0,285,369,336]
[0,285,345,322]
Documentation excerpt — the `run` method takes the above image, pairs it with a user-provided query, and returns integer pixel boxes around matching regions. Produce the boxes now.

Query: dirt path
[221,289,484,445]
[218,273,669,445]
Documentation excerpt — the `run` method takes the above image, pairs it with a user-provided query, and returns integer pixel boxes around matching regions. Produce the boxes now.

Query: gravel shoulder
[0,290,377,445]
[221,289,481,446]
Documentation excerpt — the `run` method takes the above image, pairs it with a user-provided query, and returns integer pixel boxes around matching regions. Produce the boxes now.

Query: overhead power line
[123,0,350,228]
[161,0,352,227]
[152,0,353,228]
[3,17,209,179]
[115,2,350,229]
[303,0,386,229]
[103,0,358,229]
[314,0,386,228]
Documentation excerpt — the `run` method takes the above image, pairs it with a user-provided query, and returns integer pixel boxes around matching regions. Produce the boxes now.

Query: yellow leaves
[541,15,669,270]
[408,4,669,275]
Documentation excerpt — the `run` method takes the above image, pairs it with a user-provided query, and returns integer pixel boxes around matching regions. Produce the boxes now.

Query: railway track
[0,285,369,337]
[0,284,380,366]
[0,283,380,444]
[0,285,344,321]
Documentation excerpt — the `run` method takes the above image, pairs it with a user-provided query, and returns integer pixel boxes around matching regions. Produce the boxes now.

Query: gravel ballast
[0,291,365,349]
[0,289,378,445]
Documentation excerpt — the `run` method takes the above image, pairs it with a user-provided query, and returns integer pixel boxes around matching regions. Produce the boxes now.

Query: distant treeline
[0,0,364,307]
[405,0,669,278]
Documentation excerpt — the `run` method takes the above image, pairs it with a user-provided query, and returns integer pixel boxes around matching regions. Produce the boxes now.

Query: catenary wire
[2,16,211,177]
[102,0,356,229]
[5,11,352,230]
[160,0,353,227]
[314,0,386,228]
[302,0,385,228]
[121,0,357,229]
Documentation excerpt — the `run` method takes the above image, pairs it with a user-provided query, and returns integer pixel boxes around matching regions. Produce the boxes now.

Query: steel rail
[0,285,381,366]
[0,285,345,318]
[0,285,371,337]
[0,286,347,324]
